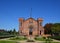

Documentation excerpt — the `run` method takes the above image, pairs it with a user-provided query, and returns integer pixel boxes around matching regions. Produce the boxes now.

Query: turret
[19,18,24,35]
[37,18,43,26]
[19,18,24,26]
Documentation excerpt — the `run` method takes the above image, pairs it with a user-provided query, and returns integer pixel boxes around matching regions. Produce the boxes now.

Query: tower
[38,18,44,36]
[19,18,24,35]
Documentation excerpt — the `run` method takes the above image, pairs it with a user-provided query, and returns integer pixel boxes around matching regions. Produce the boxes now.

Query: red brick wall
[19,18,44,36]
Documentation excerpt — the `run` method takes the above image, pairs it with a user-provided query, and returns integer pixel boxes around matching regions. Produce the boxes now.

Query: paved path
[17,41,44,43]
[52,39,60,42]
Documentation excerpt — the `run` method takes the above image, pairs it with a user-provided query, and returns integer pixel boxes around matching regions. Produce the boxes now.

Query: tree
[8,30,12,34]
[12,28,16,35]
[44,23,60,36]
[44,23,52,34]
[51,23,60,35]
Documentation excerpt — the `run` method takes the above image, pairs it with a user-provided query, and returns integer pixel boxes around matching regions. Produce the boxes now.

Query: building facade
[19,18,44,37]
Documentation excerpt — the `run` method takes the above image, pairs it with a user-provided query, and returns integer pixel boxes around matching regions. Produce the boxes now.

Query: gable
[23,18,38,27]
[25,18,36,22]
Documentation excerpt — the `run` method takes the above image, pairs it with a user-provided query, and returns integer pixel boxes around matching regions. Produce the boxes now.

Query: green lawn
[44,41,60,43]
[35,37,46,41]
[52,42,60,43]
[0,36,60,43]
[35,37,60,43]
[10,36,27,40]
[0,40,60,43]
[0,40,16,43]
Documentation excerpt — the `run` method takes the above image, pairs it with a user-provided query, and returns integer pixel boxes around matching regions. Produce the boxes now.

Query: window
[20,22,22,26]
[20,31,22,33]
[29,20,33,24]
[40,22,42,26]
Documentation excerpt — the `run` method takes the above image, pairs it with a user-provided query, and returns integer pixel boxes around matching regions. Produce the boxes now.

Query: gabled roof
[25,17,37,21]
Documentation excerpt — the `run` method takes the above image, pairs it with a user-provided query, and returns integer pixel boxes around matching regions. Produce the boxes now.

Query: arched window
[20,22,22,26]
[29,19,33,24]
[40,22,42,26]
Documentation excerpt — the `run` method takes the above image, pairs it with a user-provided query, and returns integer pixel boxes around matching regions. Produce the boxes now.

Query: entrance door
[29,28,32,35]
[40,31,41,35]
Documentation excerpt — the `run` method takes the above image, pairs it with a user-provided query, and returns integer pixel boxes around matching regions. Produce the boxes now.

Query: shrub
[45,38,53,43]
[51,36,60,40]
[43,37,46,39]
[34,37,45,41]
[0,35,15,39]
[10,36,27,40]
[27,40,35,42]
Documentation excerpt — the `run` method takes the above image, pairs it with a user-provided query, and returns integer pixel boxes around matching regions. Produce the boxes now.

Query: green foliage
[0,29,10,35]
[0,35,15,39]
[44,23,60,35]
[0,40,16,43]
[44,23,52,34]
[45,38,53,43]
[12,29,17,35]
[0,40,59,43]
[43,37,46,39]
[51,42,60,43]
[51,36,60,40]
[27,40,35,42]
[0,29,18,37]
[34,37,45,41]
[51,23,60,34]
[10,36,27,40]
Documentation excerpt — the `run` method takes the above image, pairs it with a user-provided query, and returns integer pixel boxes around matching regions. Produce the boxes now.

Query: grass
[0,36,60,43]
[45,41,60,43]
[35,37,60,43]
[44,42,60,43]
[0,40,16,43]
[10,36,27,40]
[0,39,60,43]
[52,42,60,43]
[35,37,46,41]
[44,41,60,43]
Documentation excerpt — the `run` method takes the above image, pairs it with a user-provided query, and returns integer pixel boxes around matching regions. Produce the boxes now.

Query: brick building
[19,17,44,37]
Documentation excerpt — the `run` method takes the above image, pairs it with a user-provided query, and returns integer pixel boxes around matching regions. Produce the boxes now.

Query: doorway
[40,31,41,35]
[29,28,33,35]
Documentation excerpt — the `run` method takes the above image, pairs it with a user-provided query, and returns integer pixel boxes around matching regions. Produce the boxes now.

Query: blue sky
[0,0,60,31]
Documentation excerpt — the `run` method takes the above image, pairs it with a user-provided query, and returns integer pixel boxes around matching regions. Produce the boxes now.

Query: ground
[0,36,60,43]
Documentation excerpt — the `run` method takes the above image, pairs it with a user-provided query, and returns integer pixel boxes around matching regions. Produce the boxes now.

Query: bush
[27,40,35,42]
[45,38,53,43]
[10,36,27,40]
[43,37,46,39]
[0,35,15,39]
[34,37,45,41]
[51,36,60,40]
